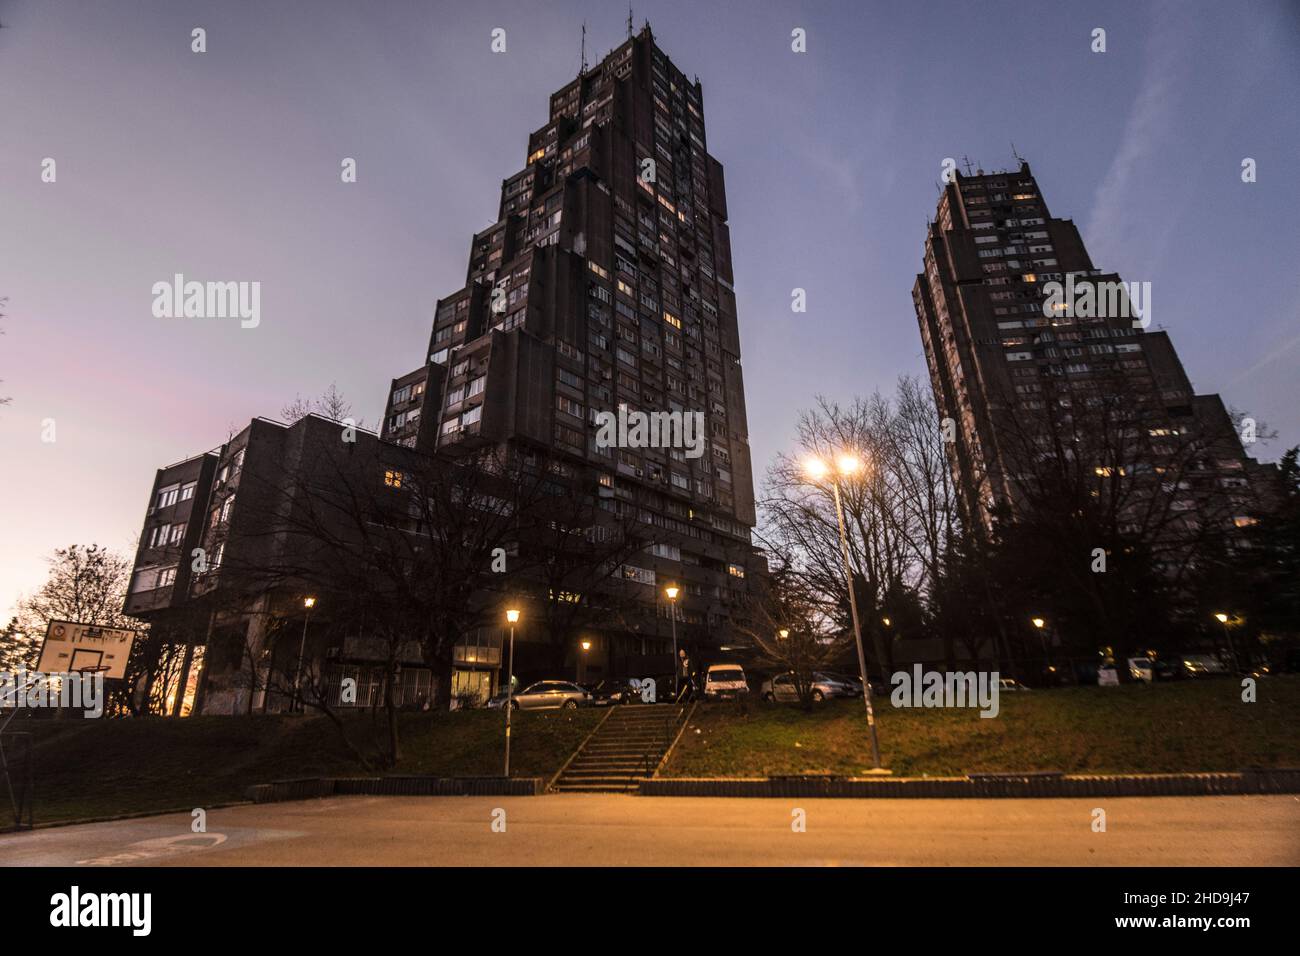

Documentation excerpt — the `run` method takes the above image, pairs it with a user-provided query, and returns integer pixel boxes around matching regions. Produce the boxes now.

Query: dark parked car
[589,678,646,706]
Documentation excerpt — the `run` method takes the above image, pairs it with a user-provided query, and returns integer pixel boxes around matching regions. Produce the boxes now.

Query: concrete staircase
[553,704,688,793]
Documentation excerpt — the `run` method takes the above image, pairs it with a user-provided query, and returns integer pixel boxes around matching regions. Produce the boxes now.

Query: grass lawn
[663,676,1300,778]
[7,707,603,825]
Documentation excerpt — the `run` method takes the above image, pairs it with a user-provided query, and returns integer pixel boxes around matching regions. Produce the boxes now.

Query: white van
[704,663,749,699]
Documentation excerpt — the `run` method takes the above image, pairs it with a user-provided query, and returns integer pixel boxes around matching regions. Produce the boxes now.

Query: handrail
[547,705,615,792]
[651,701,696,779]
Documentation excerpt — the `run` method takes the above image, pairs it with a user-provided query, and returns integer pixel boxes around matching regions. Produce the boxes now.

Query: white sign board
[36,620,136,679]
[1097,666,1120,687]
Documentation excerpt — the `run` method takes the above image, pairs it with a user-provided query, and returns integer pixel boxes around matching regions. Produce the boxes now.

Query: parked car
[1152,658,1183,681]
[761,671,857,702]
[1181,654,1230,678]
[1128,657,1155,683]
[589,678,645,706]
[703,663,749,699]
[820,671,866,696]
[999,677,1031,692]
[486,680,591,710]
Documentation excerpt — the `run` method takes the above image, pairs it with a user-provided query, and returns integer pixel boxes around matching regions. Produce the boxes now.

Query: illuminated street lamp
[294,595,317,712]
[1212,612,1240,674]
[504,608,520,776]
[578,639,591,682]
[665,585,680,699]
[779,629,790,640]
[803,453,882,769]
[1030,615,1050,672]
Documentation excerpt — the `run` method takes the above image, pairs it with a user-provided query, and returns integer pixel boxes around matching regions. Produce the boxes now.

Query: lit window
[384,470,403,489]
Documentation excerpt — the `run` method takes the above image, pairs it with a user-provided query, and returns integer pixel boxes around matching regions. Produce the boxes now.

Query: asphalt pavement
[4,793,1297,866]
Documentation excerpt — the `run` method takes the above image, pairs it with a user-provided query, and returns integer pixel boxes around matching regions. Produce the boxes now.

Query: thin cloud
[1085,6,1191,259]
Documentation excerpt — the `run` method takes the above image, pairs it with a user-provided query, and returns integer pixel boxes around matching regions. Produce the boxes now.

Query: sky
[2,0,1298,621]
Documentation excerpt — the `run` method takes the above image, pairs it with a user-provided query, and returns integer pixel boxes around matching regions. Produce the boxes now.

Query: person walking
[677,648,693,703]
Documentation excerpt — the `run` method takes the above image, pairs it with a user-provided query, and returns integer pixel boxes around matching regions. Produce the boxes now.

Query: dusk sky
[2,0,1298,621]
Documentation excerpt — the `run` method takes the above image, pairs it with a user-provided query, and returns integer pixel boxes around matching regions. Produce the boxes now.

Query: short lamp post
[504,608,519,776]
[579,639,591,683]
[804,453,883,770]
[665,585,680,699]
[1213,612,1241,674]
[1031,616,1049,670]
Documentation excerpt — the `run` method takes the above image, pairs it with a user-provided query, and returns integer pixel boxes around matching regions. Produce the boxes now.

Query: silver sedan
[488,680,591,710]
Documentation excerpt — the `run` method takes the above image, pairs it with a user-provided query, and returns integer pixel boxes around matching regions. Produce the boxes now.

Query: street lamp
[804,453,883,769]
[503,608,520,776]
[578,639,591,682]
[779,629,790,640]
[1212,612,1240,674]
[1030,616,1050,675]
[294,595,317,712]
[665,585,680,700]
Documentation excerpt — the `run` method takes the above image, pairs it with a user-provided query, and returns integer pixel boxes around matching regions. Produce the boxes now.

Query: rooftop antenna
[1011,141,1025,164]
[628,5,634,39]
[961,155,974,177]
[580,22,587,75]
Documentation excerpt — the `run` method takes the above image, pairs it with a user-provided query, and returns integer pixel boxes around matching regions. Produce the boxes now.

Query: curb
[14,800,253,832]
[638,769,1300,798]
[244,775,545,803]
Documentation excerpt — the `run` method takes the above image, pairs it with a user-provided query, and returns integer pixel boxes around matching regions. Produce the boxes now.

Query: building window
[621,564,656,586]
[384,470,404,489]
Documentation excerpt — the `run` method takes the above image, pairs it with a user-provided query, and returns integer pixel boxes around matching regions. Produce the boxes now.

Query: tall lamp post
[503,608,520,776]
[665,585,679,700]
[294,596,317,712]
[1213,612,1240,674]
[805,454,883,770]
[578,639,591,683]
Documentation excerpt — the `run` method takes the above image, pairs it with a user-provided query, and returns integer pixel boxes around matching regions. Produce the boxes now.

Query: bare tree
[986,367,1244,676]
[739,557,849,710]
[281,383,364,428]
[204,429,567,767]
[761,387,930,676]
[511,486,661,676]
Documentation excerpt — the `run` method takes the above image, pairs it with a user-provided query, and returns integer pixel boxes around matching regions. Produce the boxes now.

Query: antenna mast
[580,22,587,75]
